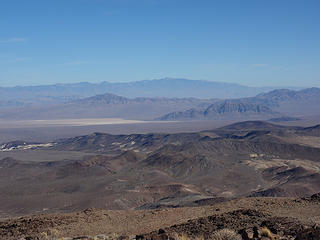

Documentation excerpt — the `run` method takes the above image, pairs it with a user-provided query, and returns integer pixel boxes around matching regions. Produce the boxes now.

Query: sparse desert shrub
[178,233,190,240]
[39,232,49,240]
[211,229,241,240]
[169,234,204,240]
[105,233,118,240]
[169,232,181,240]
[37,228,60,240]
[260,227,274,240]
[194,236,204,240]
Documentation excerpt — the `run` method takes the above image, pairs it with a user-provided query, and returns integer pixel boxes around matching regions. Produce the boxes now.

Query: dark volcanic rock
[143,209,307,240]
[295,227,320,240]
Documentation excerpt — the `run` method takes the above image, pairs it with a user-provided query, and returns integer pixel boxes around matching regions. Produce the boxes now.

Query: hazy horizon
[0,77,314,89]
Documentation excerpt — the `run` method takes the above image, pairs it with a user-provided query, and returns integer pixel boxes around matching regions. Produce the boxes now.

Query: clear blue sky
[0,0,319,87]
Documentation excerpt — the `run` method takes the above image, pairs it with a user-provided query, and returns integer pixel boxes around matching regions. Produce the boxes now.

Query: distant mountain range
[0,78,300,107]
[0,93,214,120]
[157,88,320,121]
[157,101,281,121]
[0,82,318,122]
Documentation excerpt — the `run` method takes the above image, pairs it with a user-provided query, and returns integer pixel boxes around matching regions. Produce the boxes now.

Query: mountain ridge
[157,87,320,121]
[0,78,301,107]
[0,86,318,122]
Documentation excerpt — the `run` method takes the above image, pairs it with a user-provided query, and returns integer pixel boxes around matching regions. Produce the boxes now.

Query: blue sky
[0,0,319,87]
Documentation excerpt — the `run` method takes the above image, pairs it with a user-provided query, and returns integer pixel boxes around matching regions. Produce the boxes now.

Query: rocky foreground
[1,194,320,240]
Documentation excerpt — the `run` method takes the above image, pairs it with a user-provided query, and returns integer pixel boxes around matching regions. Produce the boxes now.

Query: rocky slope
[1,195,319,239]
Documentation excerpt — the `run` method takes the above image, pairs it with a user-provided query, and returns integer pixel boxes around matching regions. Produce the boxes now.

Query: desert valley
[0,80,319,239]
[1,0,320,239]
